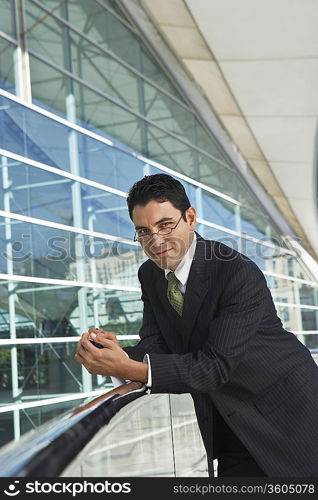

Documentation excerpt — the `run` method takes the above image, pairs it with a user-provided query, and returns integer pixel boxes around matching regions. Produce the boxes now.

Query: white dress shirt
[112,232,197,389]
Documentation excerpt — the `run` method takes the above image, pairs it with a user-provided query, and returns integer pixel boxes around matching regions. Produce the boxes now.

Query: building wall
[0,0,317,445]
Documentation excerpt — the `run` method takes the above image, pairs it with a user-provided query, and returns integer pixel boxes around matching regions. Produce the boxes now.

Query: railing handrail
[0,382,146,477]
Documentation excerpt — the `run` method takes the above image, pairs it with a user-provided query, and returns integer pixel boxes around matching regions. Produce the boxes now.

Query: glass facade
[0,0,317,446]
[61,393,209,477]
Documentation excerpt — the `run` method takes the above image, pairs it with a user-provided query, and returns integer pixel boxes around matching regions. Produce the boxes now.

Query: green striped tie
[167,271,184,316]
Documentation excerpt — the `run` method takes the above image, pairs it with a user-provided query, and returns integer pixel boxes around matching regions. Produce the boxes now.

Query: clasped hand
[74,327,130,379]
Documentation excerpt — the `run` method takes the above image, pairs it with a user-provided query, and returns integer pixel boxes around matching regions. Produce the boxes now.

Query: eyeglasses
[134,212,185,243]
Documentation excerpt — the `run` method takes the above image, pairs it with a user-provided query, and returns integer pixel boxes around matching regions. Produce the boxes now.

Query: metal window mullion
[26,48,233,171]
[58,1,92,392]
[29,0,192,113]
[1,153,21,440]
[0,91,239,207]
[234,205,242,253]
[0,32,18,45]
[15,0,31,102]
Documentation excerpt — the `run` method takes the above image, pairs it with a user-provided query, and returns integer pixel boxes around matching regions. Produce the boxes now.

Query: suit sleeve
[148,262,267,394]
[123,266,169,362]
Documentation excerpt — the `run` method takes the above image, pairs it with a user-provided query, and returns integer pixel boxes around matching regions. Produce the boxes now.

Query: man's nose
[149,232,166,248]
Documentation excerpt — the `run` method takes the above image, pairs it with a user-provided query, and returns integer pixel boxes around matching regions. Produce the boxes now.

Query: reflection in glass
[63,394,176,477]
[0,1,16,39]
[0,343,82,405]
[0,37,16,94]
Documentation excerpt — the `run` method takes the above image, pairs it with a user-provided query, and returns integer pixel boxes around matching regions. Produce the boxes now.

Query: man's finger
[88,326,101,335]
[74,349,85,363]
[76,341,88,357]
[81,335,100,352]
[93,336,115,349]
[89,330,118,342]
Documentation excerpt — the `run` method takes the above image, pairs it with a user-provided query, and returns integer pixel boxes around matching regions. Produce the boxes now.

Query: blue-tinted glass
[0,157,73,224]
[76,133,145,192]
[25,3,140,111]
[196,223,241,252]
[0,1,16,39]
[20,399,90,436]
[69,288,143,338]
[0,37,16,94]
[0,153,138,239]
[81,185,132,239]
[0,216,143,286]
[0,344,82,404]
[201,195,236,231]
[0,95,72,169]
[144,84,195,144]
[0,94,298,255]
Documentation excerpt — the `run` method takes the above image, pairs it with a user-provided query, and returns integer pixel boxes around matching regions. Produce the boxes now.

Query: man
[75,173,318,477]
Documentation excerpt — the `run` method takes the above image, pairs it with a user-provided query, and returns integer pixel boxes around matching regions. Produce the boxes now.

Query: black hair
[126,173,191,221]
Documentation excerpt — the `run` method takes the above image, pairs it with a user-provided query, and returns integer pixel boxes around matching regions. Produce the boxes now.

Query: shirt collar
[164,232,197,286]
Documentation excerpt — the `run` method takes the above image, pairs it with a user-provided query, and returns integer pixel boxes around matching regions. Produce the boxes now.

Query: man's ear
[187,207,196,228]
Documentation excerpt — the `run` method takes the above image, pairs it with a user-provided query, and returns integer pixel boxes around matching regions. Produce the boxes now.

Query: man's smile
[154,247,173,256]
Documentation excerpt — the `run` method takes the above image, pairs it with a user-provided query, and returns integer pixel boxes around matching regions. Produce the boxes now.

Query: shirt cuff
[111,376,126,388]
[143,353,152,387]
[111,353,151,389]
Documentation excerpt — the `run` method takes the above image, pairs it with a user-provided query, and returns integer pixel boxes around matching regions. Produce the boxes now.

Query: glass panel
[285,256,316,281]
[0,216,144,285]
[29,55,219,172]
[62,394,176,477]
[276,304,318,345]
[140,45,185,100]
[0,343,82,404]
[69,289,143,340]
[0,281,142,383]
[29,55,145,152]
[0,37,16,94]
[65,0,186,101]
[26,0,186,109]
[0,94,298,260]
[19,399,87,435]
[25,3,140,110]
[170,394,208,476]
[0,411,14,445]
[26,2,233,174]
[0,153,136,239]
[195,119,229,164]
[0,281,79,339]
[144,83,196,144]
[201,195,236,232]
[0,93,72,168]
[0,397,95,446]
[299,284,318,307]
[268,277,318,308]
[0,0,16,39]
[0,94,147,192]
[146,125,198,178]
[198,153,236,197]
[195,222,293,275]
[239,238,289,273]
[240,206,272,241]
[66,0,140,72]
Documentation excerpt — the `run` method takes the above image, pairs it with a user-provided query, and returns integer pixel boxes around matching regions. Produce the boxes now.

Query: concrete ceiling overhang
[139,0,318,259]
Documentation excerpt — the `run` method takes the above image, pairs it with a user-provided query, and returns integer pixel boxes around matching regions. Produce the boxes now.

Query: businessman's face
[132,200,196,270]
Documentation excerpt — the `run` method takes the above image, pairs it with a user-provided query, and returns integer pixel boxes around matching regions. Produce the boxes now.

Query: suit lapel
[180,233,210,350]
[153,232,211,351]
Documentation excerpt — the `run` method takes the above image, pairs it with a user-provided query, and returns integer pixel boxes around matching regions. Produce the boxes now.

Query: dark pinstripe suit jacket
[125,232,318,477]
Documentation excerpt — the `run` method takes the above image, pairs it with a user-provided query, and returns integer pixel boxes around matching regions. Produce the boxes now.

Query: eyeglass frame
[133,210,187,243]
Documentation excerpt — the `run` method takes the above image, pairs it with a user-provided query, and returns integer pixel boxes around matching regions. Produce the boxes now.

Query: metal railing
[0,382,146,477]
